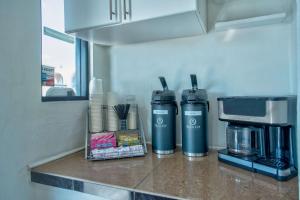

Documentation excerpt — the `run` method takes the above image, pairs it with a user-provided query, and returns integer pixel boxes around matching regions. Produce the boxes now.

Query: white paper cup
[90,96,103,100]
[89,78,103,95]
[89,104,103,108]
[90,97,104,101]
[90,107,102,112]
[90,112,101,116]
[106,107,119,131]
[90,97,103,103]
[107,92,119,106]
[89,107,103,132]
[128,111,137,130]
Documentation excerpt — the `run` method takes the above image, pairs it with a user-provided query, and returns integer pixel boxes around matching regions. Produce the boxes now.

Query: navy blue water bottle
[151,77,177,155]
[181,74,209,157]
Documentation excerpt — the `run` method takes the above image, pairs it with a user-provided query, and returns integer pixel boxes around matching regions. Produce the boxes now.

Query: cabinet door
[124,0,197,22]
[64,0,121,33]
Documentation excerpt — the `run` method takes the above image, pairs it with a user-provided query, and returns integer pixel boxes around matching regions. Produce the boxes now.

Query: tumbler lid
[152,77,176,103]
[181,74,207,104]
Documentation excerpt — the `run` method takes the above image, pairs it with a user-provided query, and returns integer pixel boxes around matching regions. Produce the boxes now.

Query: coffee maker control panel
[217,96,296,126]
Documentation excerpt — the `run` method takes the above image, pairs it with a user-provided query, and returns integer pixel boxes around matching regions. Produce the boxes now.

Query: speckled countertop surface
[32,147,298,200]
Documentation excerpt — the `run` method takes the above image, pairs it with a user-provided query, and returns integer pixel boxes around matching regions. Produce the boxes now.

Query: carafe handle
[175,102,178,115]
[207,101,210,112]
[159,77,169,91]
[190,74,198,90]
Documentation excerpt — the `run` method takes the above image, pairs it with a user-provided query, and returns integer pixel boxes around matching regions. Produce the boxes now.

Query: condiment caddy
[85,80,147,160]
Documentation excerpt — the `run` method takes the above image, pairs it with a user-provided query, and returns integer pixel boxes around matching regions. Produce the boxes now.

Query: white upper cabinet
[214,0,293,31]
[64,0,207,45]
[64,0,121,32]
[124,0,197,23]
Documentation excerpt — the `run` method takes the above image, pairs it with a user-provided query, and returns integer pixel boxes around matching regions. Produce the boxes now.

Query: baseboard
[28,146,85,169]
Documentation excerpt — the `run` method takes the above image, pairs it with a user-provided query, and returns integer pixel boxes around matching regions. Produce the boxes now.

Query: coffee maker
[217,96,297,181]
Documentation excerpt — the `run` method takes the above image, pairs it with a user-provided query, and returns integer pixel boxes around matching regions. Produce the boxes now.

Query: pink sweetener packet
[90,132,116,149]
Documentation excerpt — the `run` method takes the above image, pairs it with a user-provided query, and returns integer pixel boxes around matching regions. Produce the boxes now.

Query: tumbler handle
[207,101,210,112]
[159,77,168,91]
[190,74,198,90]
[175,102,178,115]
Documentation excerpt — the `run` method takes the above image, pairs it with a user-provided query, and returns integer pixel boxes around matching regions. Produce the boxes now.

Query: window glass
[41,0,88,100]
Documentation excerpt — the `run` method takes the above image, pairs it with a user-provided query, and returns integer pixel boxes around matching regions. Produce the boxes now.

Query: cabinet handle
[123,0,130,20]
[109,0,117,20]
[129,0,132,19]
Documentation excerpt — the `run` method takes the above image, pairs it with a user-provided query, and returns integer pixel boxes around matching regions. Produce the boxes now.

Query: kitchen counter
[31,147,298,200]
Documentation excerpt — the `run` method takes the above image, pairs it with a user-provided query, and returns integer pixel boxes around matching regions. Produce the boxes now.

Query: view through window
[41,0,88,100]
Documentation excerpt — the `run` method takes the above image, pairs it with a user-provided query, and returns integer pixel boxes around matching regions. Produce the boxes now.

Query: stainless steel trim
[253,163,294,177]
[185,156,205,161]
[218,100,290,125]
[218,153,253,168]
[153,149,175,155]
[184,152,208,157]
[253,163,277,175]
[278,168,292,177]
[31,171,131,199]
[81,182,131,200]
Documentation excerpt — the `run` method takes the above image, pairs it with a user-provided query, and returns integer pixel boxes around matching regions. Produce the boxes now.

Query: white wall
[90,44,111,96]
[291,1,298,95]
[0,0,98,200]
[110,13,296,148]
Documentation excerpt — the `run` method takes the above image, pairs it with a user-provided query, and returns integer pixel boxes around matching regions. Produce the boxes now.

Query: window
[41,0,88,101]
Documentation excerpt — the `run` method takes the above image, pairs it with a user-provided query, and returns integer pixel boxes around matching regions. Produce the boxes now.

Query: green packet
[117,133,140,146]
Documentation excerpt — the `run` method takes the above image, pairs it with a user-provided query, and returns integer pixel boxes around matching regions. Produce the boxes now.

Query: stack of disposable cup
[107,92,119,131]
[89,78,104,133]
[126,95,138,130]
[128,105,137,130]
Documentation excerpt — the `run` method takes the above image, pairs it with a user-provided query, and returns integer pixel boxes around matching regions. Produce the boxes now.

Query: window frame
[40,0,89,102]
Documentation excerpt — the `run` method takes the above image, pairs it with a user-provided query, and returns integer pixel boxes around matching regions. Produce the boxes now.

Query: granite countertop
[31,147,298,200]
